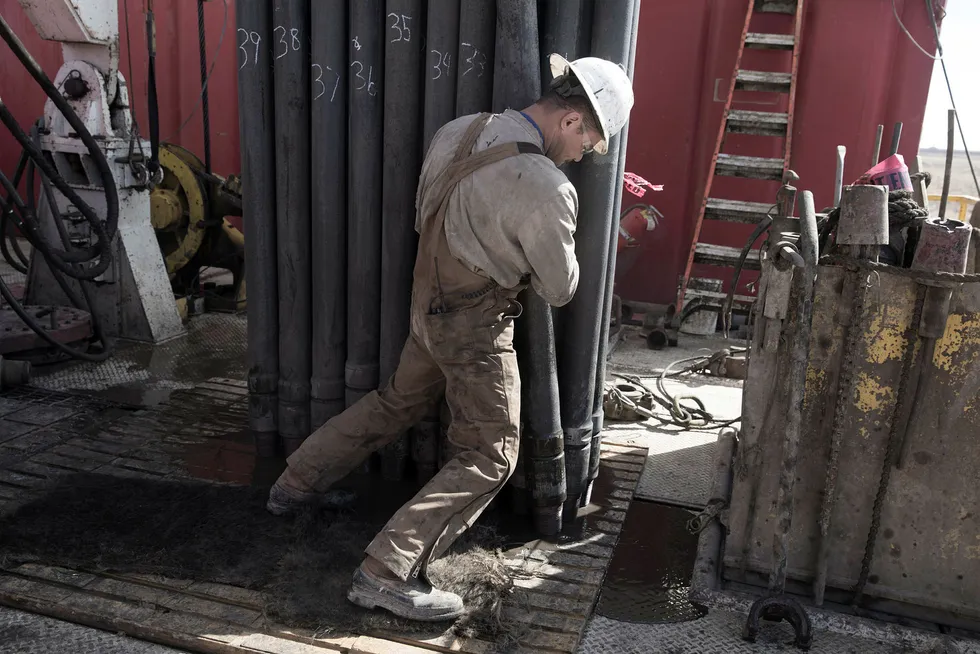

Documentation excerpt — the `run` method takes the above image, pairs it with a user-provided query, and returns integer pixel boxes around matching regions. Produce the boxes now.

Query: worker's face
[549,111,602,166]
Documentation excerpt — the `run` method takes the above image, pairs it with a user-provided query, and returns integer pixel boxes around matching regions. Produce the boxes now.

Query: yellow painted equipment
[150,143,246,311]
[719,192,980,632]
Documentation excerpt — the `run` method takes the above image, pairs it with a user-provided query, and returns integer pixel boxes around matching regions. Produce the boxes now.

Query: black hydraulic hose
[0,149,30,272]
[196,0,212,173]
[27,154,114,361]
[0,105,113,280]
[0,14,118,266]
[722,211,773,336]
[25,124,93,311]
[145,6,161,177]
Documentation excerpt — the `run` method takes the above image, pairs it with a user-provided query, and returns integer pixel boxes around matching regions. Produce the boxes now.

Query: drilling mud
[0,472,520,642]
[595,500,707,624]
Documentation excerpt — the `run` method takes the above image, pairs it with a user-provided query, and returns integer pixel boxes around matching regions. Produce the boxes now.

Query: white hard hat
[549,53,635,155]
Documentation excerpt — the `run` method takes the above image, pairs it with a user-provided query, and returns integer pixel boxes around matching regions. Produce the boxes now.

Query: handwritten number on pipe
[351,61,377,96]
[461,43,486,78]
[430,50,451,80]
[237,29,262,69]
[274,26,288,59]
[312,64,341,102]
[388,13,412,42]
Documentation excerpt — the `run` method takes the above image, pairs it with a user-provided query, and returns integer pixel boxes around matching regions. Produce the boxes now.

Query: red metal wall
[620,0,944,304]
[1,1,942,305]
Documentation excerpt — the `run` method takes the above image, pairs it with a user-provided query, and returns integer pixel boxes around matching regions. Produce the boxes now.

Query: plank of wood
[513,577,594,600]
[744,32,795,50]
[505,558,604,586]
[240,633,353,653]
[83,577,263,626]
[520,590,594,615]
[501,606,580,634]
[520,549,608,571]
[351,636,435,654]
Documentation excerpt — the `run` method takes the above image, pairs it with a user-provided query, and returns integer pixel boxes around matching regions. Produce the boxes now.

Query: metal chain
[820,255,980,285]
[818,273,867,540]
[852,285,926,604]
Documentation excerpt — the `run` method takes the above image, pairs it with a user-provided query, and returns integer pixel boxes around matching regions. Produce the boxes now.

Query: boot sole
[347,586,464,623]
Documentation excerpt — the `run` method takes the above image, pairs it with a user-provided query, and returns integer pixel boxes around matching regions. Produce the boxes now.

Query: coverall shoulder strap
[452,112,493,162]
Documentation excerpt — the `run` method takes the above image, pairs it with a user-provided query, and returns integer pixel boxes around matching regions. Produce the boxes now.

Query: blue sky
[919,0,979,151]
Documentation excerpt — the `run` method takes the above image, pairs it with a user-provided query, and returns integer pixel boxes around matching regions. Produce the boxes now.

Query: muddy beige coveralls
[280,111,578,581]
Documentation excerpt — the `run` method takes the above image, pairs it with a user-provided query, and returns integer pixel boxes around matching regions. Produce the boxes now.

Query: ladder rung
[736,70,792,94]
[745,32,796,50]
[715,154,784,181]
[705,198,774,223]
[755,0,798,14]
[726,110,789,137]
[686,288,756,304]
[694,244,762,270]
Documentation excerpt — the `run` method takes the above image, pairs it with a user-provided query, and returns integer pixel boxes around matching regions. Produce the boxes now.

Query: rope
[886,190,928,229]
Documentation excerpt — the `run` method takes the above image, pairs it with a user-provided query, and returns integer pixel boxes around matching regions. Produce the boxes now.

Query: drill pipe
[493,0,558,524]
[310,0,348,431]
[588,0,640,506]
[236,0,279,457]
[346,0,385,409]
[539,0,593,88]
[273,0,312,455]
[423,0,461,152]
[516,291,567,536]
[455,0,496,117]
[557,0,636,518]
[379,0,425,481]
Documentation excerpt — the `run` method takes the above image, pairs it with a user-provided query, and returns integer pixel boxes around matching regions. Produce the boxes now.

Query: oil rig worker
[266,54,634,622]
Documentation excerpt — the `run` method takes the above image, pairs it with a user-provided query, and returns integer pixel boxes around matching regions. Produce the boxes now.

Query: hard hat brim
[549,53,609,155]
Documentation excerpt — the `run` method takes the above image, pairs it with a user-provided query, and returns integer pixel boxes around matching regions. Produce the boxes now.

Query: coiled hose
[0,13,117,361]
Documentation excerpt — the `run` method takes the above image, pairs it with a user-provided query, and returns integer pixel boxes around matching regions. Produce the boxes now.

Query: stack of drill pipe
[378,0,425,481]
[455,0,496,118]
[273,0,312,456]
[423,0,461,151]
[310,0,349,432]
[555,0,637,518]
[589,0,640,505]
[406,0,460,485]
[345,0,385,417]
[235,0,279,457]
[496,0,569,535]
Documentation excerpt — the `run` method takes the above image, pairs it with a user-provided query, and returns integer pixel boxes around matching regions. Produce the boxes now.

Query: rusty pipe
[769,190,818,593]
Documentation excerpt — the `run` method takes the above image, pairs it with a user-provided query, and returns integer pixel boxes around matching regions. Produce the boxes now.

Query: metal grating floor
[30,313,248,406]
[578,612,945,654]
[600,378,741,509]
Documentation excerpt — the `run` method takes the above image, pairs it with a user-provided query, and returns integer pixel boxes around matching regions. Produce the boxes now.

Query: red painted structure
[1,0,943,304]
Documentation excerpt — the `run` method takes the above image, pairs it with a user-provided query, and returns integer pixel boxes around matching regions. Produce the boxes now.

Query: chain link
[852,285,926,604]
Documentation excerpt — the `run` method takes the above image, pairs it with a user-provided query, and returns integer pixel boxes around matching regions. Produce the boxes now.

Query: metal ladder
[675,0,804,321]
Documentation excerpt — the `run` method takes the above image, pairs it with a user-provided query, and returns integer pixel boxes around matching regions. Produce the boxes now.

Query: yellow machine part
[150,144,209,279]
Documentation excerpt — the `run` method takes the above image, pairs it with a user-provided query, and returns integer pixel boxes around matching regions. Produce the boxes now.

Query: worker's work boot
[265,481,356,516]
[347,557,464,622]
